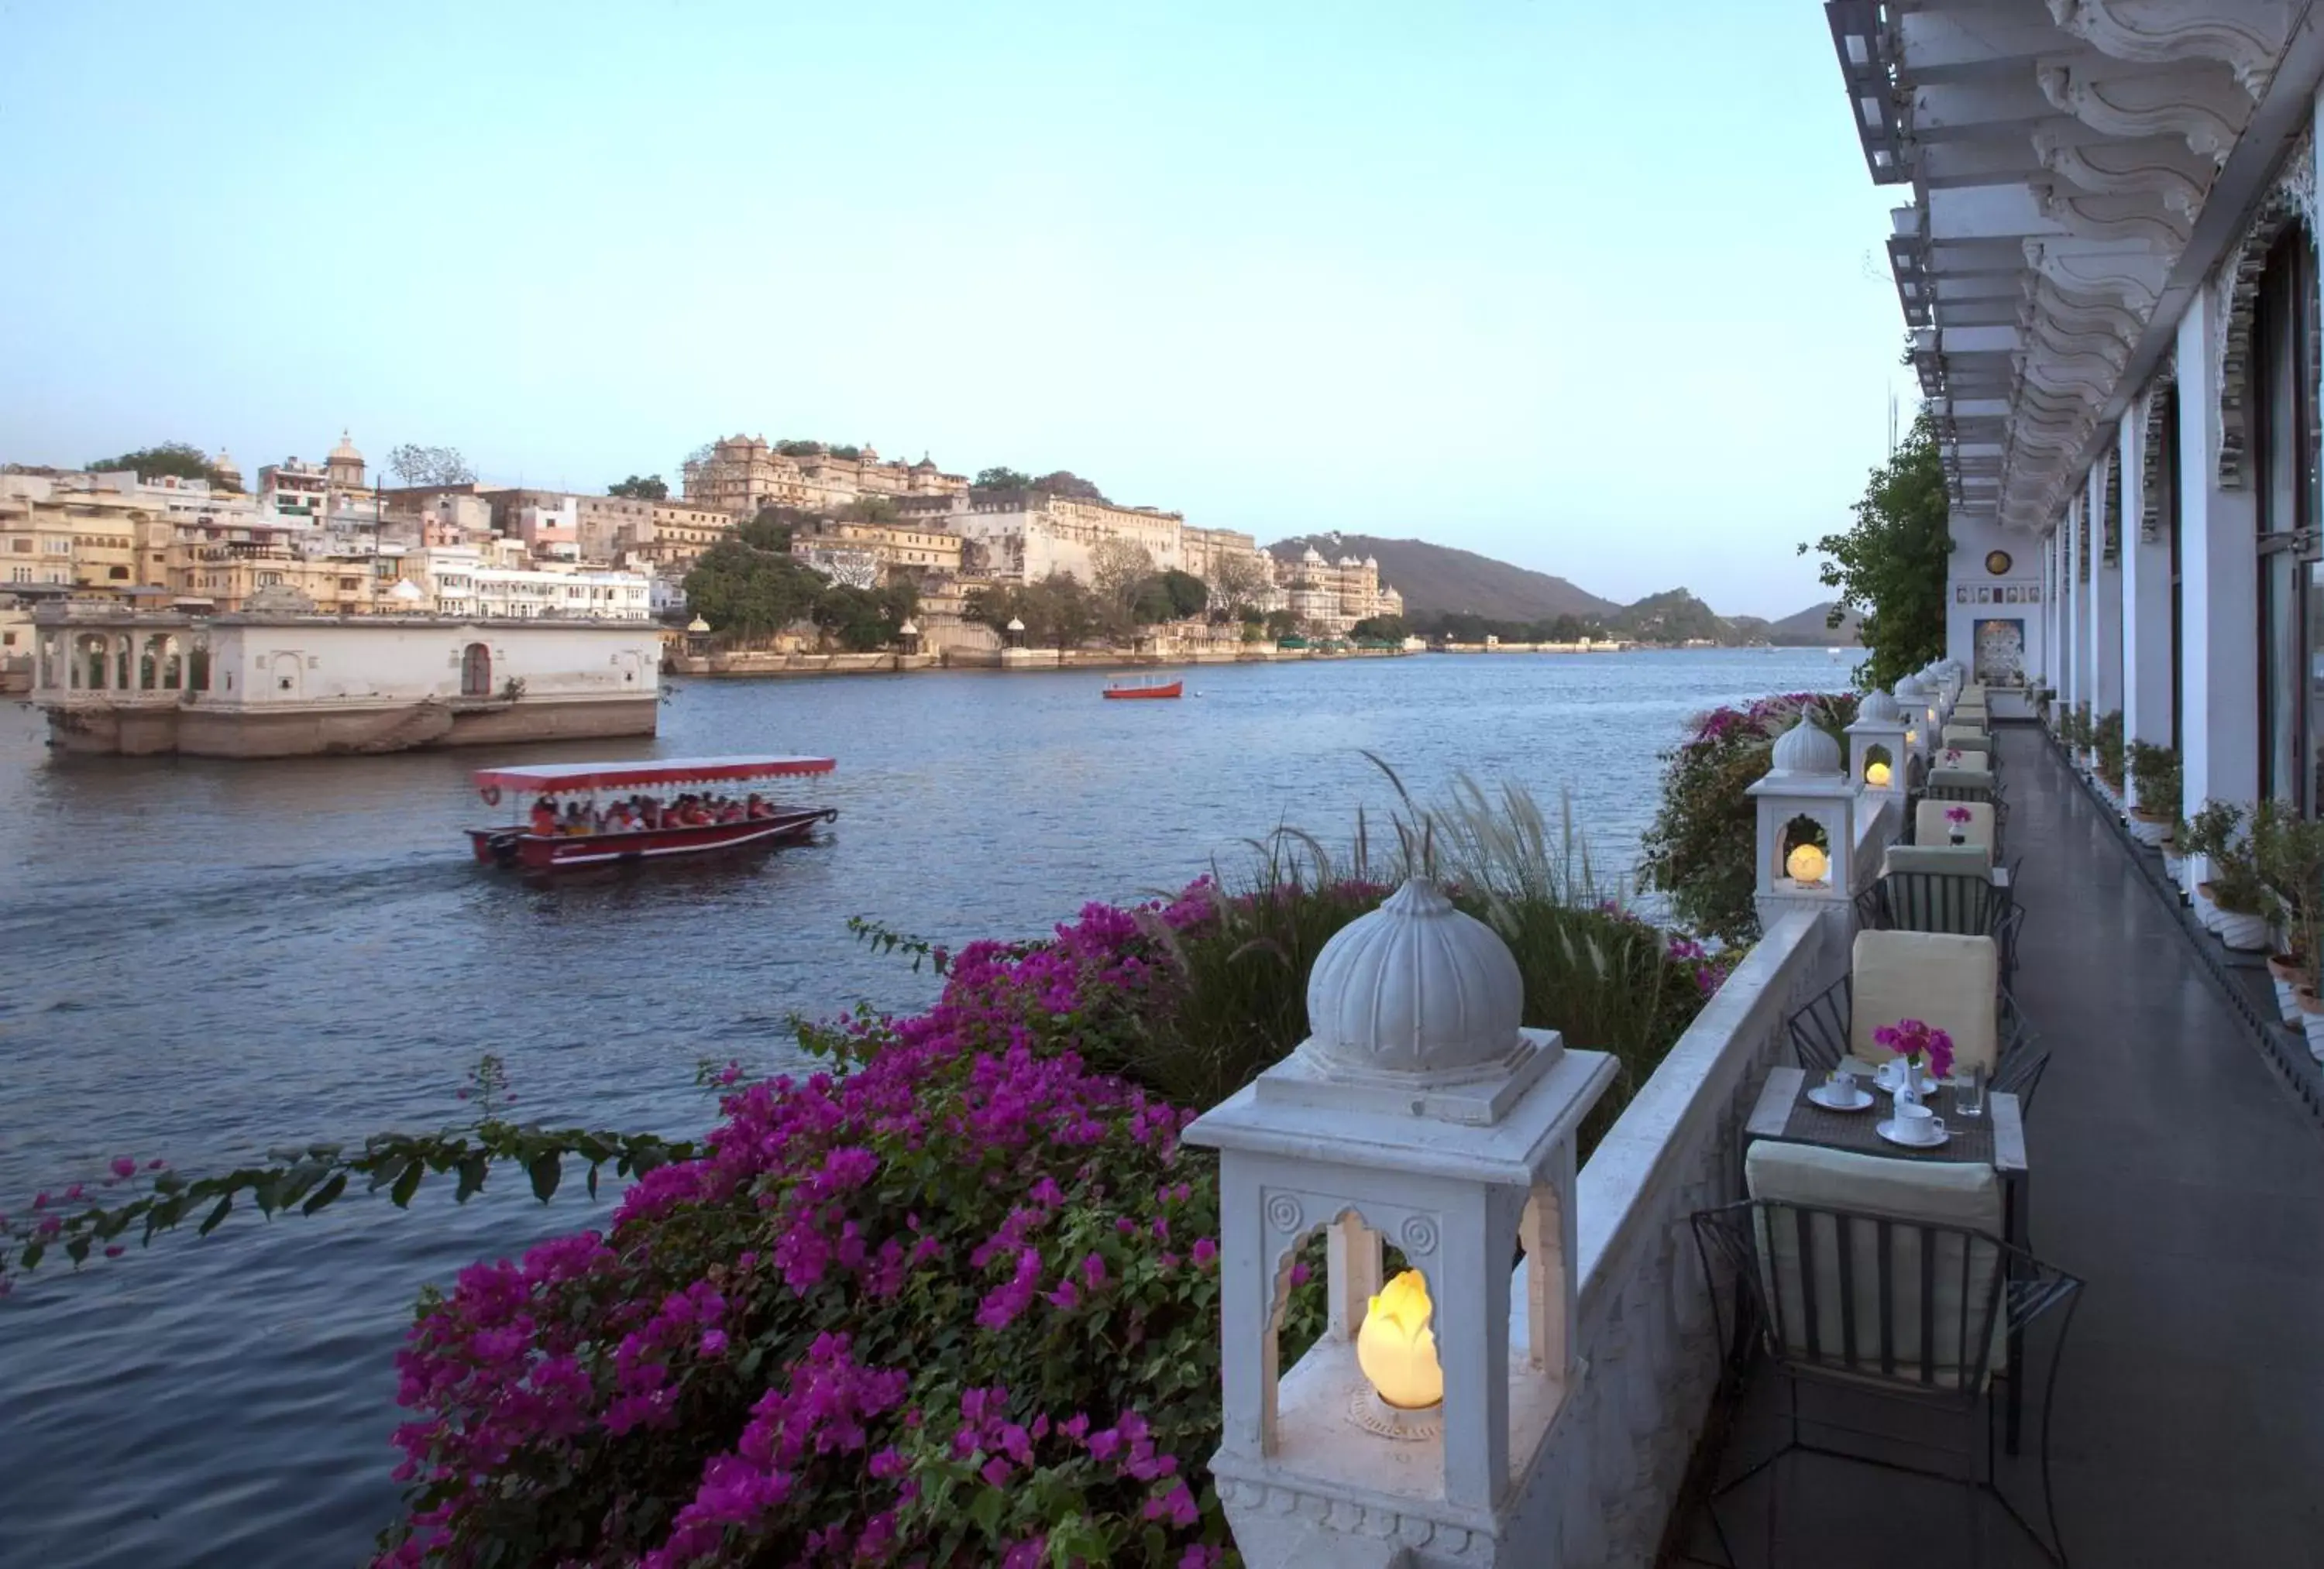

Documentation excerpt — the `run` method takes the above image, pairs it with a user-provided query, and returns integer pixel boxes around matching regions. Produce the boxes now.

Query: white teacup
[1890,1101,1945,1145]
[1826,1069,1862,1104]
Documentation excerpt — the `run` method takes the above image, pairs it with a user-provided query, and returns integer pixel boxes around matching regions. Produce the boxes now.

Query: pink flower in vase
[1871,1018,1955,1083]
[1943,749,1963,765]
[1944,805,1972,826]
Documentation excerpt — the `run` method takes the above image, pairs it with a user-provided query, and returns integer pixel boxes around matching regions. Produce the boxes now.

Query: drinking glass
[1952,1065,1986,1121]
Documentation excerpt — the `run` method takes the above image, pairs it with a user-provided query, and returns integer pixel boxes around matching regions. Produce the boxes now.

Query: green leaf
[301,1172,349,1216]
[198,1193,234,1236]
[527,1152,562,1203]
[968,1485,1006,1535]
[390,1159,424,1209]
[455,1154,490,1203]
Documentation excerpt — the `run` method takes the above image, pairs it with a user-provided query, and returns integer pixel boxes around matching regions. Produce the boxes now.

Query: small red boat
[465,755,837,871]
[1102,679,1182,700]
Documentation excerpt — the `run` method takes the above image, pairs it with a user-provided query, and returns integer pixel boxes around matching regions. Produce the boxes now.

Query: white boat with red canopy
[466,754,837,870]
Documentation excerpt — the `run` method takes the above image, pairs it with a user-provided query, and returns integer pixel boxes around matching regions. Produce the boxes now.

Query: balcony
[1665,726,2324,1567]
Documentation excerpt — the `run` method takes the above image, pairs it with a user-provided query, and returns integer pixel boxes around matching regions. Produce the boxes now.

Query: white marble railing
[1491,907,1835,1567]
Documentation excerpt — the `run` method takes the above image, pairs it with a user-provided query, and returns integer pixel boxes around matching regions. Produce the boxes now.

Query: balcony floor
[1669,725,2324,1568]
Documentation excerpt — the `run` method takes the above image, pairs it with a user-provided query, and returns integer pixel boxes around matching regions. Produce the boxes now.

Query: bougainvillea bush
[1638,692,1861,943]
[371,872,1730,1567]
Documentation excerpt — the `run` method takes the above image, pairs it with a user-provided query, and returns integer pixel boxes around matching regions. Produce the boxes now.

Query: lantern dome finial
[1769,713,1844,775]
[1858,689,1902,722]
[1299,877,1525,1087]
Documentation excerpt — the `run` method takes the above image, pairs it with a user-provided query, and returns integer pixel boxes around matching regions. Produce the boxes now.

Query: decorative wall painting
[1974,617,2027,685]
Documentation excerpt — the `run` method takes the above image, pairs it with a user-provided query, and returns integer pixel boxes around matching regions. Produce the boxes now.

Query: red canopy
[473,755,835,795]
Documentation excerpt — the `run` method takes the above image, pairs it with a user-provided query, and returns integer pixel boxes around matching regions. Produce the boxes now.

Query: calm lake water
[0,647,1844,1567]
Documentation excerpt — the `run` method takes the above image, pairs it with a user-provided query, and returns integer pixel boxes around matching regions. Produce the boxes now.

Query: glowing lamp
[1356,1269,1442,1410]
[1906,728,1919,747]
[1785,842,1829,885]
[1865,760,1892,788]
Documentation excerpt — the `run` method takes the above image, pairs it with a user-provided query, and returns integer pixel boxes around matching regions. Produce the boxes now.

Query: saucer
[1807,1083,1873,1112]
[1876,1118,1949,1150]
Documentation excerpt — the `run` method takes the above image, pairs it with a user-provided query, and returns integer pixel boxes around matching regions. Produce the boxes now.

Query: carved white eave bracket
[2029,175,2194,249]
[2023,236,2168,315]
[2034,55,2255,164]
[2044,0,2296,100]
[2031,124,2223,219]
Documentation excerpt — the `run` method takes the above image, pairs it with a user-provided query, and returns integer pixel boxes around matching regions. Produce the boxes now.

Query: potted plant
[2093,710,2126,809]
[2254,800,2324,1051]
[2127,739,2181,848]
[2057,702,2091,765]
[2181,800,2246,936]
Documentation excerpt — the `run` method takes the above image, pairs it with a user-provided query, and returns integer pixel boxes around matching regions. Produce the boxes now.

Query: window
[9,538,27,552]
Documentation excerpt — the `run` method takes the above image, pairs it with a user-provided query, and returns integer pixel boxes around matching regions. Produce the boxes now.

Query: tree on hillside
[682,536,825,641]
[608,474,668,500]
[812,581,919,651]
[387,444,476,487]
[972,466,1033,492]
[1154,568,1207,620]
[775,440,823,458]
[1033,470,1107,503]
[1204,553,1270,618]
[1263,609,1300,639]
[1089,539,1155,610]
[740,508,805,552]
[86,441,239,491]
[837,496,899,524]
[1350,615,1408,642]
[968,574,1105,651]
[1800,410,1951,690]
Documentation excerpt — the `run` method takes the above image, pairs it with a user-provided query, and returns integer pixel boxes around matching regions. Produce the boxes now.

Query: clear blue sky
[0,0,1914,620]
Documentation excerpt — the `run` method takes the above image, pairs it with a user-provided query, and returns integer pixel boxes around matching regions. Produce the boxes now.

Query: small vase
[1948,829,1965,846]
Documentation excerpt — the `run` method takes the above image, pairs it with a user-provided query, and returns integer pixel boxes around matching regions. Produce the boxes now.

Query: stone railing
[1491,907,1834,1567]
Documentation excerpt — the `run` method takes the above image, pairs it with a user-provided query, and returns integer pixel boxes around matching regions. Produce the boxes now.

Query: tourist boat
[1102,678,1183,700]
[465,755,837,870]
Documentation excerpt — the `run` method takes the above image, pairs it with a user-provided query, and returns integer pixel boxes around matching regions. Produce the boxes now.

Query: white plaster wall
[204,620,661,709]
[2119,407,2175,763]
[1944,510,2045,685]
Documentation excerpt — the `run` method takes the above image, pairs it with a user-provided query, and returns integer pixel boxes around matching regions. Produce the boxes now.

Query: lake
[0,647,1846,1567]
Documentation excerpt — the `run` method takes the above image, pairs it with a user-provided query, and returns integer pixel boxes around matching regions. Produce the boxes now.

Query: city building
[29,599,660,756]
[0,474,154,594]
[1277,547,1403,636]
[682,435,970,519]
[397,546,651,621]
[788,515,963,581]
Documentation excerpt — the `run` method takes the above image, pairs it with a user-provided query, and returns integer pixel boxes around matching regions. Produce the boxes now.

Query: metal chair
[1853,870,2023,984]
[1787,972,2049,1113]
[1689,1196,2083,1566]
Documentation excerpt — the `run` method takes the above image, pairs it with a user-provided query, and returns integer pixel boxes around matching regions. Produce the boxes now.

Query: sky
[0,1,1917,620]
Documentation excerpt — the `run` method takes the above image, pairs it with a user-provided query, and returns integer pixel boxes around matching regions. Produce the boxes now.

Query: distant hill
[1765,602,1861,646]
[1607,588,1728,644]
[1267,533,1619,623]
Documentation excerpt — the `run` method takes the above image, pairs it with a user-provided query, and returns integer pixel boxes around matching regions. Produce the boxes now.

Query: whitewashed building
[1828,0,2324,822]
[29,599,660,756]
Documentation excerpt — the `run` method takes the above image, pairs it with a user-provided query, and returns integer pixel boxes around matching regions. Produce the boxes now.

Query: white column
[2091,457,2124,718]
[2059,496,2082,711]
[2177,299,2260,822]
[2121,403,2174,764]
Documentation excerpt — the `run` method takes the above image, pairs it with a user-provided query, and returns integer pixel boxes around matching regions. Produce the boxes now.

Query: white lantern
[1846,689,1910,801]
[1748,715,1859,919]
[1186,877,1616,1565]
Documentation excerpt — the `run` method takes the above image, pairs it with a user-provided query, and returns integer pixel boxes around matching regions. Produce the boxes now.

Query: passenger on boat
[531,797,559,836]
[562,803,590,836]
[746,793,773,820]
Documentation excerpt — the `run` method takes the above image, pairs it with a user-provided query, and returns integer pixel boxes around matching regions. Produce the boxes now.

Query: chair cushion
[1914,798,1995,851]
[1941,723,1988,743]
[1848,928,2000,1072]
[1943,733,1994,754]
[1745,1142,2006,1381]
[1884,843,1995,877]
